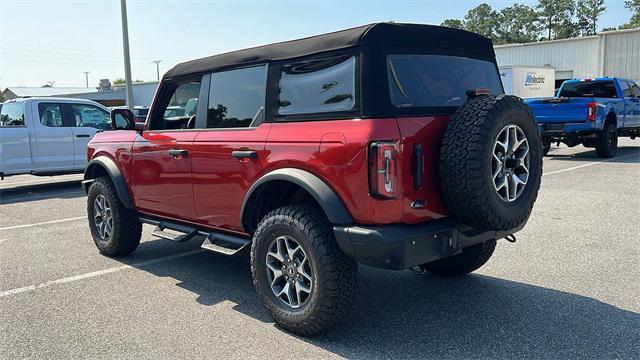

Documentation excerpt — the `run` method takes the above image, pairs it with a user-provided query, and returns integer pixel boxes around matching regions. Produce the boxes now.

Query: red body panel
[190,124,272,230]
[87,115,452,234]
[132,131,198,220]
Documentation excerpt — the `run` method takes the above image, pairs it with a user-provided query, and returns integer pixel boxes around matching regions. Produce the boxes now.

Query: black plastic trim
[83,157,134,209]
[334,218,523,270]
[240,168,354,232]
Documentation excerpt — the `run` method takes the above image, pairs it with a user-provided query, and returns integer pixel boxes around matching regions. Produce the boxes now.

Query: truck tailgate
[526,98,591,123]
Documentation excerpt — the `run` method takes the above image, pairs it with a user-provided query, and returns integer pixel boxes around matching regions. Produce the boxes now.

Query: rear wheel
[541,138,552,156]
[251,205,357,336]
[87,176,142,256]
[424,240,496,277]
[595,123,617,158]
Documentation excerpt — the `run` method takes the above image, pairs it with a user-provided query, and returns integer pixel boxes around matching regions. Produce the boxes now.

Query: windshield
[387,54,503,108]
[559,80,618,98]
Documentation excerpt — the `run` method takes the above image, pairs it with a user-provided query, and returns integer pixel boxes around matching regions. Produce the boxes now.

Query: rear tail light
[587,102,597,121]
[369,142,398,199]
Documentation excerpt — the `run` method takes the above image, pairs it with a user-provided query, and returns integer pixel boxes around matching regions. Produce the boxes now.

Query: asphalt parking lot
[1,139,639,359]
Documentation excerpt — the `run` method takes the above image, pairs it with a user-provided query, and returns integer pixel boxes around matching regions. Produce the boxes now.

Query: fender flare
[83,157,134,209]
[240,168,353,231]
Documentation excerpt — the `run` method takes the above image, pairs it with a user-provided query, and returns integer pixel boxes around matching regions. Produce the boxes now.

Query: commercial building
[495,28,640,88]
[2,81,159,107]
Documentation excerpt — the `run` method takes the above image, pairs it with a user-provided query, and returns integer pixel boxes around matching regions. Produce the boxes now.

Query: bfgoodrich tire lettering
[87,176,142,256]
[251,205,358,336]
[439,95,542,231]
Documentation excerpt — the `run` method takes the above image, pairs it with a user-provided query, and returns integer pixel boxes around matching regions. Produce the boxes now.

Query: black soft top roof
[165,23,495,78]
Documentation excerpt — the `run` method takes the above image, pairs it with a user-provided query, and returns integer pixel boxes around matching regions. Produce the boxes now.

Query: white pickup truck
[0,97,112,179]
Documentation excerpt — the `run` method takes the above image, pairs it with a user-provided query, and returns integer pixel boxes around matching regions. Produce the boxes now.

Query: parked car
[133,106,149,123]
[82,23,542,335]
[526,77,640,157]
[0,97,111,179]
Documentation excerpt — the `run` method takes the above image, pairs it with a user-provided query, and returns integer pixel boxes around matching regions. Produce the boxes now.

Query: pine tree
[576,0,606,35]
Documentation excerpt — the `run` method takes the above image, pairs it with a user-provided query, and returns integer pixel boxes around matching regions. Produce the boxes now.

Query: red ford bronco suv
[83,23,542,335]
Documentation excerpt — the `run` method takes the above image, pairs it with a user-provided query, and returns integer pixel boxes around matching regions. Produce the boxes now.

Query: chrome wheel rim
[492,124,530,202]
[265,235,313,309]
[93,194,113,240]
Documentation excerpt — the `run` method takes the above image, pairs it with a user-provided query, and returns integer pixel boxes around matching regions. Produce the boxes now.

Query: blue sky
[0,0,633,88]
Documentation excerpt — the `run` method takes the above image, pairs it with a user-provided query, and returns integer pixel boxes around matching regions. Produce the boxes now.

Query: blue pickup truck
[526,77,640,157]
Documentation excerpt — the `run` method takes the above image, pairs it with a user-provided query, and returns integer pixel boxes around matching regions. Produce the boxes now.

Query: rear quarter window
[278,56,356,116]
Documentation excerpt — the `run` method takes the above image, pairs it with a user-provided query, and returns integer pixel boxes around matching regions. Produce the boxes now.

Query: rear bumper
[537,122,600,136]
[333,219,523,270]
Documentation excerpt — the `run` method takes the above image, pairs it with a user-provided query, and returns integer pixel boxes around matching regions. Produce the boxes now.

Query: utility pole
[120,0,134,109]
[83,72,90,88]
[153,60,162,81]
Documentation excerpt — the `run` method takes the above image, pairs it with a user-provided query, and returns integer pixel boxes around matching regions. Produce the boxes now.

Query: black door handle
[232,150,257,159]
[76,134,91,138]
[168,149,188,158]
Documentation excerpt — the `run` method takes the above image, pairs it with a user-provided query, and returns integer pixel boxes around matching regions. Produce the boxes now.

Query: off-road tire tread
[425,240,496,277]
[251,205,357,336]
[595,123,617,158]
[87,176,141,256]
[439,95,542,230]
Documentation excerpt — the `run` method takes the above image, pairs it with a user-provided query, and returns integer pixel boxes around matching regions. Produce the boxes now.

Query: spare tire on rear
[439,95,542,231]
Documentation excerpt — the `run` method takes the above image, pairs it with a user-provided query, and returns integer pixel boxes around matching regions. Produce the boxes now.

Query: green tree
[441,19,465,29]
[464,3,499,40]
[619,0,640,29]
[113,78,125,85]
[537,0,576,39]
[495,4,540,44]
[576,0,606,35]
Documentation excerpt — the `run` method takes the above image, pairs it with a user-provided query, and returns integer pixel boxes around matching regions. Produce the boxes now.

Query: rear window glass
[0,102,25,126]
[278,56,356,115]
[387,55,503,108]
[559,80,618,98]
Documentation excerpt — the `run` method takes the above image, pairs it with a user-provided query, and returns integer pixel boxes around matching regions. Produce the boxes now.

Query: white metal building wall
[603,30,640,80]
[494,28,640,81]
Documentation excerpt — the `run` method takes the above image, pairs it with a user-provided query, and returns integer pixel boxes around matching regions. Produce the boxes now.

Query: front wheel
[87,176,142,256]
[250,205,358,336]
[595,123,618,158]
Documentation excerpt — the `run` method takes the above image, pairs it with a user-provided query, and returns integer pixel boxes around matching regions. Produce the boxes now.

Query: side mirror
[111,108,135,130]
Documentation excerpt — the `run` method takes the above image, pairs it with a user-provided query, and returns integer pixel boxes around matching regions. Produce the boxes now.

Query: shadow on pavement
[546,145,640,163]
[0,180,84,205]
[124,241,640,359]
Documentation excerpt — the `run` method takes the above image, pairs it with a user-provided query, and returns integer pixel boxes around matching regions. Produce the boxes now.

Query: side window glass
[38,103,64,127]
[0,102,25,126]
[619,80,632,98]
[71,104,111,130]
[278,56,356,115]
[207,65,267,128]
[628,82,640,97]
[154,80,201,130]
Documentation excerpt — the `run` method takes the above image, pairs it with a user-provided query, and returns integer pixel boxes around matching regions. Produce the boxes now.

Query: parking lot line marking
[543,152,637,177]
[0,190,83,204]
[0,216,85,231]
[0,249,203,299]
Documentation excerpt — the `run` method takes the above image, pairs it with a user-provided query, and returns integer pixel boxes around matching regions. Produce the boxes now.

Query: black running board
[140,217,250,256]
